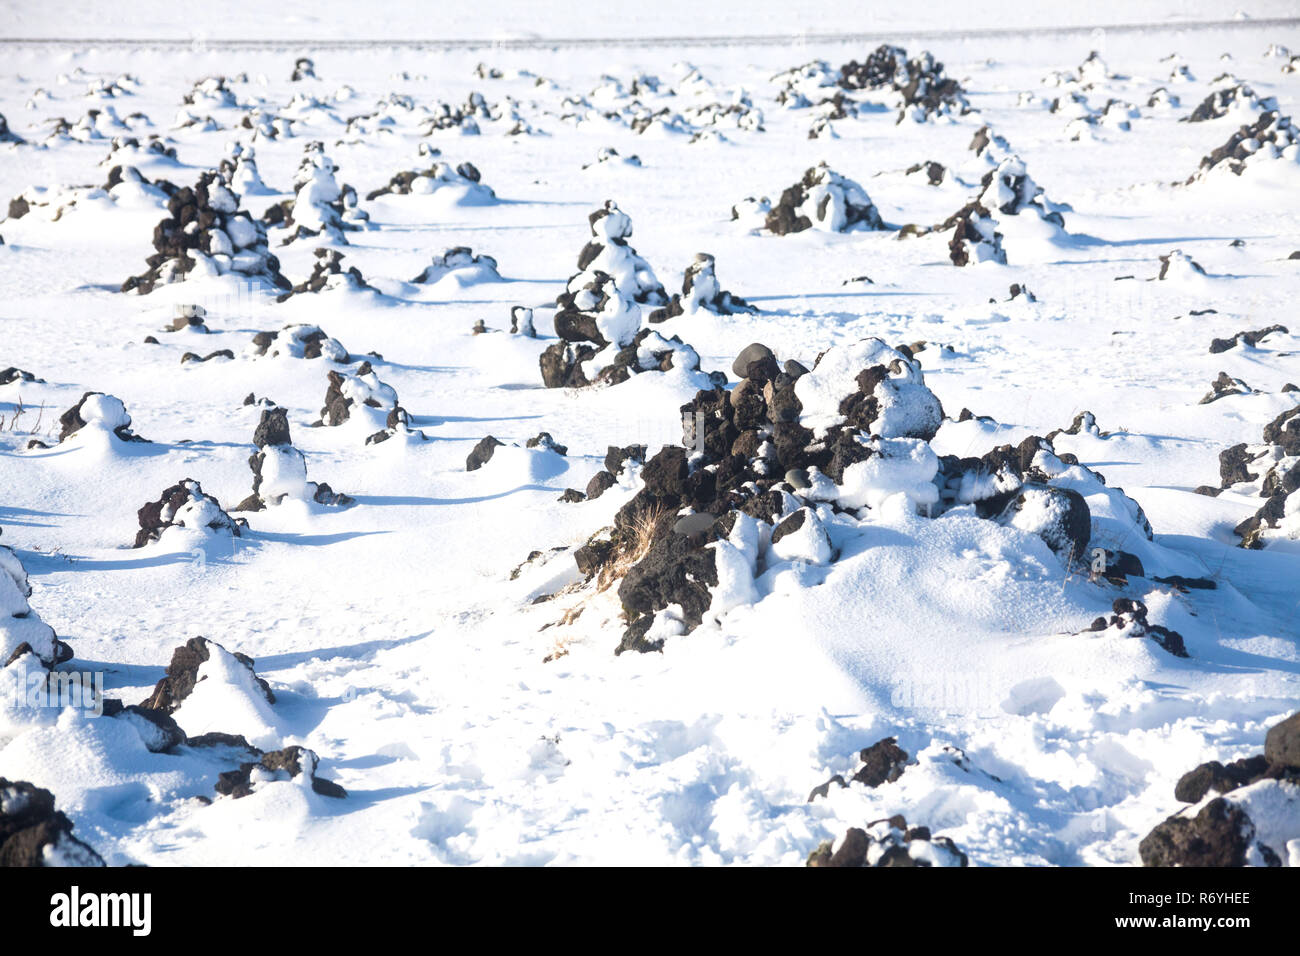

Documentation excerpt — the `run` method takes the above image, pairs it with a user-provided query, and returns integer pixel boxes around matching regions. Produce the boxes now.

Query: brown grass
[540,505,670,662]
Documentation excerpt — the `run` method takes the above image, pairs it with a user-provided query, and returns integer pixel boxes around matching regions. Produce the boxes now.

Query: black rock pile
[55,391,148,443]
[569,200,667,305]
[1208,324,1287,353]
[544,338,1156,656]
[276,248,374,300]
[250,323,350,362]
[411,246,500,284]
[762,163,885,236]
[2,530,73,669]
[121,171,289,295]
[1186,110,1299,182]
[316,362,426,445]
[837,44,970,123]
[1080,598,1189,657]
[133,479,246,548]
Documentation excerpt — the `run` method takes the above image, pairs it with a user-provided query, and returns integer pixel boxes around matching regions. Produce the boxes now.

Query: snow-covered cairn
[132,479,246,548]
[1200,404,1300,549]
[648,253,756,321]
[364,160,495,204]
[249,323,349,362]
[976,156,1065,224]
[938,155,1064,266]
[277,248,374,299]
[759,163,885,235]
[316,361,426,445]
[1184,110,1299,182]
[542,269,706,389]
[264,142,366,243]
[235,407,353,511]
[2,531,72,669]
[546,336,1161,657]
[219,142,271,196]
[120,171,290,294]
[837,45,970,123]
[571,201,667,305]
[1183,82,1275,123]
[54,391,147,444]
[410,247,501,286]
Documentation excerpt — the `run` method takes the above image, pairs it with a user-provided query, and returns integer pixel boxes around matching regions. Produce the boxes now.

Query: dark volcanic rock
[1265,711,1300,769]
[133,479,244,548]
[215,745,346,799]
[1139,797,1255,867]
[466,435,503,471]
[140,637,275,713]
[807,814,968,867]
[0,779,105,867]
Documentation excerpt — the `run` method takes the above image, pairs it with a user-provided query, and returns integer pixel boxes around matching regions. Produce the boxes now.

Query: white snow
[0,3,1298,868]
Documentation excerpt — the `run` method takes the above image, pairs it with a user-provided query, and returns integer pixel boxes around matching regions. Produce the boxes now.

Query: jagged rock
[1265,711,1300,768]
[525,432,567,455]
[1139,797,1256,866]
[466,435,503,471]
[1199,371,1253,404]
[139,636,275,713]
[1209,324,1287,353]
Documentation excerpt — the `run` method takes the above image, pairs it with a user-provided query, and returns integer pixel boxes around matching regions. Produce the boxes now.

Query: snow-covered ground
[1,4,1298,866]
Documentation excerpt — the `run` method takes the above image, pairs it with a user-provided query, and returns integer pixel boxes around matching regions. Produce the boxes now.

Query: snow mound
[1,538,69,670]
[410,247,501,287]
